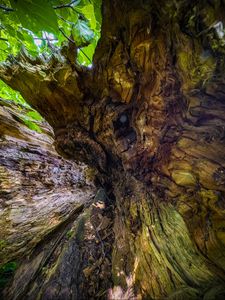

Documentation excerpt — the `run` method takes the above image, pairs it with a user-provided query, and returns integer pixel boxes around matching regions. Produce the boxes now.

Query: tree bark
[1,0,225,299]
[0,98,99,298]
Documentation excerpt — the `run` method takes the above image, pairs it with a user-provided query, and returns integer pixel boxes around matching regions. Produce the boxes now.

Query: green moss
[20,117,42,133]
[0,240,6,251]
[66,229,74,239]
[0,261,18,292]
[133,203,218,298]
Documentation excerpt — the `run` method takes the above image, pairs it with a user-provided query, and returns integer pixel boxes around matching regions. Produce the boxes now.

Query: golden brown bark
[1,0,225,299]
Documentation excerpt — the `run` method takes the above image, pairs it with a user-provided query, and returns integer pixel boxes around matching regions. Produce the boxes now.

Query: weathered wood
[3,189,114,300]
[0,98,95,267]
[0,0,225,299]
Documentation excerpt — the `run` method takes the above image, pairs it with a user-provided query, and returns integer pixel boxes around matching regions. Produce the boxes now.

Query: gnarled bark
[0,99,114,300]
[1,0,225,299]
[0,97,95,268]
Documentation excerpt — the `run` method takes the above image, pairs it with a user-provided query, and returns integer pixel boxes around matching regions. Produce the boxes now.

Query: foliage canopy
[0,0,102,124]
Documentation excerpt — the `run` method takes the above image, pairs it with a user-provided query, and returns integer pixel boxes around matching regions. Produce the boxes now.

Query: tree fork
[1,0,225,299]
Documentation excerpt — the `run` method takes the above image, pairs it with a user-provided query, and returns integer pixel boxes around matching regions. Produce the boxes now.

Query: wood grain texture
[0,0,225,299]
[0,98,95,267]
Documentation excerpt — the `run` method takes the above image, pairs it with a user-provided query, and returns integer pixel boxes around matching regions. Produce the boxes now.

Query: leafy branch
[53,0,80,11]
[0,0,101,109]
[59,28,92,63]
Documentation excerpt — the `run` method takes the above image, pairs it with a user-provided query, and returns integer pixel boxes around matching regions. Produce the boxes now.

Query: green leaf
[92,0,102,29]
[0,0,102,110]
[0,40,9,51]
[17,31,24,41]
[77,43,95,65]
[72,19,94,47]
[10,0,58,34]
[0,80,26,105]
[76,3,96,30]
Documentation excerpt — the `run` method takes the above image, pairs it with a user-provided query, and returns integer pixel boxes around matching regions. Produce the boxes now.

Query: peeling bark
[0,98,95,267]
[1,0,225,299]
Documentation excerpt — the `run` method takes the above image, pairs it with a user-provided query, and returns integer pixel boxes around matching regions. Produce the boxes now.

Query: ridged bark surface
[0,0,225,299]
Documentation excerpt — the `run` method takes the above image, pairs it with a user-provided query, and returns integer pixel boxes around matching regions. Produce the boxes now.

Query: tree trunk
[0,98,99,298]
[1,0,225,299]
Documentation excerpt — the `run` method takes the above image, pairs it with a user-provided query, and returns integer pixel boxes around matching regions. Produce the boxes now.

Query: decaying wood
[0,98,96,266]
[1,0,225,299]
[3,191,114,300]
[0,99,114,300]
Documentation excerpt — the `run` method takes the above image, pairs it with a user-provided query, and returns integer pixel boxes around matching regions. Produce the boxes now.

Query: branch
[33,37,57,41]
[0,50,85,128]
[57,15,74,25]
[59,28,76,44]
[53,0,79,11]
[0,1,80,12]
[59,29,92,63]
[0,4,14,12]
